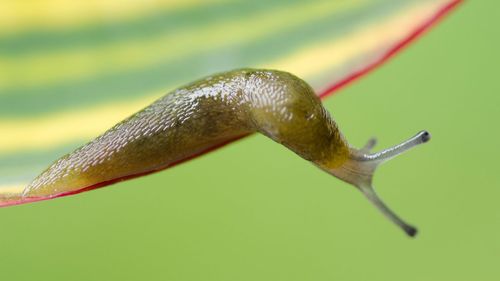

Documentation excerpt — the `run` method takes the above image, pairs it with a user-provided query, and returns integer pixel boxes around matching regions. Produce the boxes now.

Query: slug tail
[330,131,430,237]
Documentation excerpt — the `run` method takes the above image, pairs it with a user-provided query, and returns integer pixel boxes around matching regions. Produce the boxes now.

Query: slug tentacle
[326,131,431,237]
[19,68,430,236]
[360,137,377,153]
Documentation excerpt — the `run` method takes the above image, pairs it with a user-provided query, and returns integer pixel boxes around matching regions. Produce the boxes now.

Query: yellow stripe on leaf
[0,94,161,153]
[0,0,225,36]
[0,183,24,196]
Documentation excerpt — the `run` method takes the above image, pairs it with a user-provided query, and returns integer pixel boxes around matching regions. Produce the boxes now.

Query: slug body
[23,69,429,236]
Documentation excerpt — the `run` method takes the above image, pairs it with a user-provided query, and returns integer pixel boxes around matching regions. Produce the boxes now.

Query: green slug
[22,69,430,236]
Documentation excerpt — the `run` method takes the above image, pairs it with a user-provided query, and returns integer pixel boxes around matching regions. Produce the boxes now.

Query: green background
[1,1,498,280]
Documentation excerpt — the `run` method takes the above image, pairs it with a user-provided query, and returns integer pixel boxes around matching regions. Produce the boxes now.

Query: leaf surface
[0,0,462,206]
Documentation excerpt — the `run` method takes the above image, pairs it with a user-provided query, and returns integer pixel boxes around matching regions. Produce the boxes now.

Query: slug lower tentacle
[22,69,429,236]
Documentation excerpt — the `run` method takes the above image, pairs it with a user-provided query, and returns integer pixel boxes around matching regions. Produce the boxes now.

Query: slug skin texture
[23,69,430,236]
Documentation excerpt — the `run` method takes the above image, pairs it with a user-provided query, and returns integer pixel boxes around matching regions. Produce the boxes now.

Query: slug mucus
[22,69,430,237]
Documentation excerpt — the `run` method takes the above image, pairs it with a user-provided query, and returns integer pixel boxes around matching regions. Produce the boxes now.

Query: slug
[22,69,430,236]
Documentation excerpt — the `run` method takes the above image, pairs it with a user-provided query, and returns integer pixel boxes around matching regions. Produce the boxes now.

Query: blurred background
[0,0,498,280]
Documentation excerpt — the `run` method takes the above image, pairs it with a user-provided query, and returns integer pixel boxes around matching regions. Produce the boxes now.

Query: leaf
[0,0,462,206]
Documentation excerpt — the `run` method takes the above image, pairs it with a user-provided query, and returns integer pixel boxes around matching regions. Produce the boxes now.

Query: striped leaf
[0,0,461,206]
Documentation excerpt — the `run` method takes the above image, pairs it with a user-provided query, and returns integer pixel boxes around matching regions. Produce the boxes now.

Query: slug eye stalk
[328,131,431,237]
